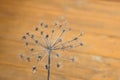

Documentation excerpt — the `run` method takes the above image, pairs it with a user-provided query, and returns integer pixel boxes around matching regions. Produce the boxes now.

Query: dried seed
[25,42,28,46]
[59,24,62,28]
[19,54,23,59]
[56,53,60,57]
[32,66,37,73]
[80,42,83,46]
[40,31,43,35]
[79,32,84,36]
[46,34,49,38]
[62,29,66,32]
[37,55,42,61]
[40,22,44,26]
[26,57,30,62]
[52,30,54,33]
[26,32,30,35]
[56,63,61,68]
[58,38,62,42]
[31,34,34,38]
[69,45,73,48]
[35,27,39,31]
[45,64,48,69]
[35,40,38,44]
[68,28,72,31]
[22,36,26,39]
[54,21,58,26]
[73,37,78,40]
[70,57,75,62]
[45,24,48,28]
[30,48,34,51]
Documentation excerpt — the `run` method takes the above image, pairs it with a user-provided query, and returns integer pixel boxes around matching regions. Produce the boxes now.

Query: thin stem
[53,44,82,50]
[49,27,56,47]
[53,39,74,49]
[51,30,65,47]
[47,50,51,80]
[36,53,48,67]
[51,51,69,61]
[33,38,47,49]
[53,34,81,49]
[37,34,47,48]
[25,34,47,50]
[40,33,49,48]
[50,32,53,47]
[46,37,51,48]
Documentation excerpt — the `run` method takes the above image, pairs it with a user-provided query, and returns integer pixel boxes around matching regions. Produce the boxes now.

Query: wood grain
[0,0,120,80]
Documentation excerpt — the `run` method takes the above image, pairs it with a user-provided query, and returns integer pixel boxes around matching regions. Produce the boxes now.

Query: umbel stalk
[47,50,51,80]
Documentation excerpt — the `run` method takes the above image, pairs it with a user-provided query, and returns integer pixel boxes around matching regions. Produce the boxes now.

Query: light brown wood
[0,0,120,80]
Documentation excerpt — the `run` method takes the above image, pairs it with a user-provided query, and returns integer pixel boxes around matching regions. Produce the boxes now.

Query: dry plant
[19,19,83,80]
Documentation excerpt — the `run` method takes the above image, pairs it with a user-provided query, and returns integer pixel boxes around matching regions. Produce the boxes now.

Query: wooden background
[0,0,120,80]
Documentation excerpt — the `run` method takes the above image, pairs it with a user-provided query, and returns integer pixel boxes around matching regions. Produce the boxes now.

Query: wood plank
[0,0,120,80]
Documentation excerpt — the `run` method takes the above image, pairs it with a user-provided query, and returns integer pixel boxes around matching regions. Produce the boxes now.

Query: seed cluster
[19,20,83,74]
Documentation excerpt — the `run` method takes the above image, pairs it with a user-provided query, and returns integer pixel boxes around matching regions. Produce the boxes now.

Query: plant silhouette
[19,19,83,80]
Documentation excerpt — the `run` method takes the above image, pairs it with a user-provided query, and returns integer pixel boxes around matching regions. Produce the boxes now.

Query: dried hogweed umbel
[19,19,83,80]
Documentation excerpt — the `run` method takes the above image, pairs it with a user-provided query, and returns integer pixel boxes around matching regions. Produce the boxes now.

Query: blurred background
[0,0,120,80]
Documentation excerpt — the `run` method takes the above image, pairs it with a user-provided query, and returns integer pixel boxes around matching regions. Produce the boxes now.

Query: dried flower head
[19,19,83,80]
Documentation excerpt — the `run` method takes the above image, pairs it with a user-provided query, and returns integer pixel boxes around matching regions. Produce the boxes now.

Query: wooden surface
[0,0,120,80]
